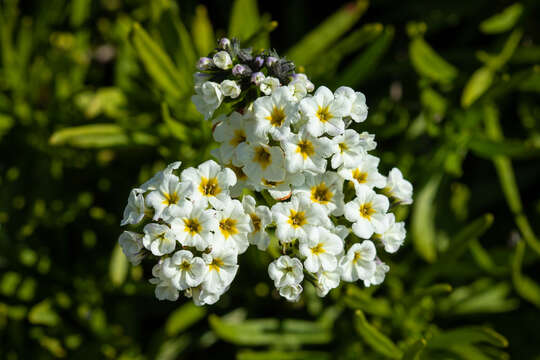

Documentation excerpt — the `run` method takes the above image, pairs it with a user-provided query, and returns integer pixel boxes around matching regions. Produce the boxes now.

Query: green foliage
[1,0,540,359]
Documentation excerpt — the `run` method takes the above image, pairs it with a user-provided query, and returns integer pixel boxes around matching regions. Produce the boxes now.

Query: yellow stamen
[219,218,238,238]
[310,183,333,204]
[288,209,306,228]
[208,258,224,272]
[250,213,262,232]
[199,177,221,196]
[359,202,375,219]
[179,261,191,271]
[253,146,272,169]
[265,106,286,127]
[339,142,348,153]
[162,192,179,206]
[229,130,246,146]
[353,251,362,264]
[311,243,326,255]
[316,105,333,123]
[183,218,201,236]
[296,139,315,159]
[352,169,368,184]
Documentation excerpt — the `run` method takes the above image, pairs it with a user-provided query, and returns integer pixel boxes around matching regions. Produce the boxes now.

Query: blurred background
[1,0,540,358]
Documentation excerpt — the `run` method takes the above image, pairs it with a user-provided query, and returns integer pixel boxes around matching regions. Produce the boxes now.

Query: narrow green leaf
[165,302,206,336]
[443,213,494,262]
[109,243,128,287]
[286,0,369,66]
[28,300,60,327]
[162,102,189,141]
[336,26,394,87]
[70,0,92,27]
[354,310,402,359]
[155,335,191,360]
[478,29,523,70]
[237,351,331,360]
[480,3,523,34]
[410,37,458,84]
[49,124,158,148]
[427,327,508,349]
[461,67,494,107]
[410,284,452,302]
[344,285,392,317]
[229,0,260,42]
[411,175,441,263]
[512,241,540,308]
[469,135,540,158]
[192,5,215,56]
[131,22,188,99]
[402,339,426,360]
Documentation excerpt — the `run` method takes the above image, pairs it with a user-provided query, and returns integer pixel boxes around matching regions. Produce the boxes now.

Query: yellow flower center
[208,257,224,272]
[339,142,348,153]
[183,218,201,236]
[265,106,286,127]
[162,192,179,206]
[352,169,368,184]
[253,146,272,169]
[359,202,375,219]
[199,177,221,196]
[250,213,262,232]
[228,164,247,180]
[310,183,333,204]
[288,209,306,228]
[296,140,315,159]
[311,243,326,255]
[353,251,362,264]
[179,261,191,271]
[316,105,333,123]
[229,130,246,146]
[219,218,238,238]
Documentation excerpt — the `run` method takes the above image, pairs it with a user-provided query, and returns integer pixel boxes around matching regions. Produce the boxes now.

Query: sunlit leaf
[427,327,508,349]
[28,300,60,327]
[165,302,206,336]
[411,175,441,263]
[461,67,494,107]
[410,37,458,84]
[480,3,523,34]
[192,5,215,56]
[354,310,402,359]
[512,241,540,308]
[49,124,158,148]
[237,351,331,360]
[109,243,128,287]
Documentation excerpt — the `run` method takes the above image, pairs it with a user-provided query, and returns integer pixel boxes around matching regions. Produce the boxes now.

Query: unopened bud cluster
[119,38,413,305]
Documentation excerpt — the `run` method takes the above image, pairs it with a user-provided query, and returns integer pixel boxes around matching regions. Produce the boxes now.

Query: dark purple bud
[197,57,213,70]
[250,72,265,85]
[266,56,278,67]
[232,64,252,77]
[253,56,264,69]
[218,37,231,50]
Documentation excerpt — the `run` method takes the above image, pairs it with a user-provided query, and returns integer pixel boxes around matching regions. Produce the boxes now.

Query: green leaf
[286,0,369,66]
[336,26,394,87]
[469,135,540,158]
[410,37,458,84]
[237,351,331,360]
[512,241,540,308]
[478,29,523,70]
[229,0,261,43]
[192,5,215,56]
[155,335,191,360]
[162,102,190,141]
[0,113,13,138]
[411,175,441,263]
[109,243,128,287]
[49,124,158,148]
[28,300,60,327]
[354,310,402,359]
[131,22,188,99]
[402,339,426,360]
[344,285,392,317]
[70,0,92,27]
[443,213,494,262]
[208,314,332,346]
[427,327,508,349]
[461,67,494,107]
[480,3,523,34]
[165,302,206,336]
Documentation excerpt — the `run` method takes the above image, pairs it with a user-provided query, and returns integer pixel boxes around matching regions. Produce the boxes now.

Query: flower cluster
[119,38,413,305]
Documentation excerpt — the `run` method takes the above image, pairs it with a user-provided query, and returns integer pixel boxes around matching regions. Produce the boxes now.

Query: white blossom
[192,81,223,119]
[260,76,280,95]
[213,51,232,70]
[330,130,368,169]
[344,185,389,239]
[149,263,179,301]
[281,128,337,175]
[268,255,304,288]
[299,227,344,273]
[212,112,248,164]
[235,142,286,183]
[334,86,368,123]
[253,87,298,141]
[202,243,239,293]
[293,171,344,215]
[162,250,207,290]
[338,154,385,191]
[279,283,303,302]
[145,173,192,220]
[363,259,390,287]
[168,200,218,251]
[120,189,147,226]
[142,223,177,256]
[299,86,349,137]
[339,241,377,282]
[315,269,341,297]
[118,231,145,266]
[220,79,241,98]
[375,213,406,253]
[242,195,272,250]
[212,198,252,254]
[384,168,413,205]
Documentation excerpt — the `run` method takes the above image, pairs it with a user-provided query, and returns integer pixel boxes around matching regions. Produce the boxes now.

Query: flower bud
[213,51,233,70]
[253,56,264,69]
[265,56,278,67]
[197,57,213,70]
[250,72,265,85]
[218,37,231,50]
[220,79,241,99]
[232,64,252,77]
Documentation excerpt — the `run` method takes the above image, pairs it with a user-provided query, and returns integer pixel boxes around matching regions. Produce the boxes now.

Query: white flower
[235,142,286,183]
[268,255,304,288]
[181,160,236,209]
[334,86,368,123]
[140,161,181,192]
[299,86,349,137]
[192,81,223,119]
[142,223,177,256]
[212,112,248,163]
[220,79,241,98]
[299,227,344,273]
[338,154,385,191]
[272,195,330,243]
[253,87,299,141]
[118,231,145,266]
[293,172,344,215]
[281,128,337,174]
[224,162,250,198]
[344,186,389,239]
[168,200,218,251]
[189,286,221,306]
[330,129,368,169]
[339,241,377,282]
[145,174,192,220]
[315,269,341,297]
[260,76,280,95]
[212,198,252,254]
[149,263,179,301]
[363,260,389,287]
[384,168,413,205]
[279,283,303,302]
[121,189,146,226]
[202,243,239,293]
[213,51,232,70]
[290,73,314,93]
[375,213,406,253]
[162,250,207,290]
[358,131,377,151]
[242,195,272,250]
